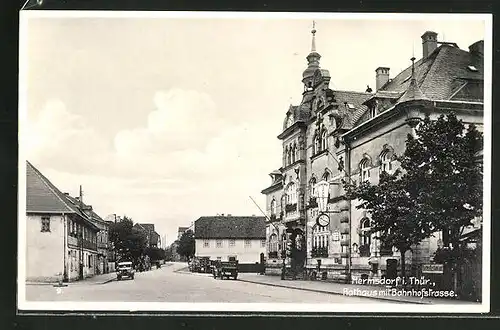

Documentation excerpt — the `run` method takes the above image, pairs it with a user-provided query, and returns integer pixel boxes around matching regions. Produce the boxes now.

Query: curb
[98,278,116,284]
[237,279,430,305]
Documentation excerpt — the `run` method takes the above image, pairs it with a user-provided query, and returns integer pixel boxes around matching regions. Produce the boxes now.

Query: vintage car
[198,257,211,273]
[116,261,135,280]
[212,259,238,280]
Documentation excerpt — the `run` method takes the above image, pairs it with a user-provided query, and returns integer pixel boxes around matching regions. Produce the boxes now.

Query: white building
[26,161,100,283]
[194,215,266,272]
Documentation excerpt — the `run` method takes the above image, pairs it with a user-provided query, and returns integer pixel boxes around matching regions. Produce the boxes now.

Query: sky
[20,12,487,246]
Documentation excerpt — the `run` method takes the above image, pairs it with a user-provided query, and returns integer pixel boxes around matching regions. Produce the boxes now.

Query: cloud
[24,88,279,243]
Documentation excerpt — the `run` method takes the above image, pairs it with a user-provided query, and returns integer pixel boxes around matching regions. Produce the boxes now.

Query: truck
[212,259,238,280]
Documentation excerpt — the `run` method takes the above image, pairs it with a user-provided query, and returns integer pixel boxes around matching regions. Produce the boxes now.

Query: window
[309,177,317,199]
[203,240,209,248]
[216,239,222,248]
[41,217,50,232]
[311,226,330,258]
[314,135,320,155]
[321,130,328,151]
[380,150,393,174]
[291,144,296,163]
[269,234,278,253]
[245,239,251,248]
[270,199,277,216]
[228,256,237,262]
[217,257,222,261]
[229,239,235,247]
[360,158,371,182]
[261,239,266,248]
[286,182,297,204]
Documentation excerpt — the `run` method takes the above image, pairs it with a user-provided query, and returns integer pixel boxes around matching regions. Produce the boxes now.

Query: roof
[26,161,100,231]
[26,161,75,214]
[194,216,266,239]
[139,223,155,232]
[178,226,189,232]
[380,44,484,102]
[333,90,372,129]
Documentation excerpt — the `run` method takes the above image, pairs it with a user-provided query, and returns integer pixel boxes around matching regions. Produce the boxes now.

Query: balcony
[82,240,97,251]
[268,251,279,259]
[285,203,297,213]
[307,198,318,209]
[311,246,329,258]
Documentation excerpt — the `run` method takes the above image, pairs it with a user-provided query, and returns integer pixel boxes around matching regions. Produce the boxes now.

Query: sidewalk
[237,273,478,305]
[26,272,117,286]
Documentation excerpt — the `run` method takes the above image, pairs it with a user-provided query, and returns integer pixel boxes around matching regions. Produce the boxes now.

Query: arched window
[360,158,371,182]
[380,147,394,174]
[295,143,300,162]
[291,144,296,163]
[286,182,297,204]
[287,147,292,166]
[284,146,289,166]
[321,130,328,151]
[270,199,277,216]
[314,134,320,155]
[309,177,317,198]
[322,169,331,182]
[269,233,278,254]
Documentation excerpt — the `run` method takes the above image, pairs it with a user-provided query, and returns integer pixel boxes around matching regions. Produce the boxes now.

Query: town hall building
[261,27,484,282]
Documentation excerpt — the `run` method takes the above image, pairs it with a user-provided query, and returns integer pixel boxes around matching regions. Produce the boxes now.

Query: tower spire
[411,56,416,78]
[311,20,317,52]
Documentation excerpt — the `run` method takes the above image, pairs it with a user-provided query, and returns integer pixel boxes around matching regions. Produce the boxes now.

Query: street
[25,263,395,304]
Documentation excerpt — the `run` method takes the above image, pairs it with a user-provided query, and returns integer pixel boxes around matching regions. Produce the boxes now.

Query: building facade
[262,29,484,281]
[194,216,266,272]
[26,161,101,283]
[134,223,160,248]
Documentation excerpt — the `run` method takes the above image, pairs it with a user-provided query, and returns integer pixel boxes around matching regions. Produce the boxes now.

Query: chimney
[469,40,484,56]
[421,31,438,58]
[375,67,390,91]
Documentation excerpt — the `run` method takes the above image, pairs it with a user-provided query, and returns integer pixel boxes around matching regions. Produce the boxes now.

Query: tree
[345,170,434,279]
[176,230,195,260]
[109,216,148,265]
[402,113,483,291]
[344,113,483,283]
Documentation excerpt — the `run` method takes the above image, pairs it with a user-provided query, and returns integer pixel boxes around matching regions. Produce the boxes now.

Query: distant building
[65,194,111,275]
[134,223,160,248]
[26,161,100,283]
[194,215,266,272]
[177,226,189,240]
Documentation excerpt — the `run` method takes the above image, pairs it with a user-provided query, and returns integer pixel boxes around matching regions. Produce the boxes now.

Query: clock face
[317,213,330,227]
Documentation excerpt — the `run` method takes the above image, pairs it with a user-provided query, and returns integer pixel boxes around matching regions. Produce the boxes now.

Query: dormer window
[346,103,355,109]
[467,65,478,72]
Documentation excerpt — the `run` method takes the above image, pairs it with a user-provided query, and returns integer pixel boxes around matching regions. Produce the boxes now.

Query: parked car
[116,261,135,280]
[198,257,211,273]
[212,259,238,280]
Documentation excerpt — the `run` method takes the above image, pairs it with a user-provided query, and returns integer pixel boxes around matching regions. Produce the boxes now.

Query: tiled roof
[380,44,483,102]
[139,223,155,232]
[26,161,100,231]
[333,90,372,129]
[194,216,266,239]
[26,161,75,214]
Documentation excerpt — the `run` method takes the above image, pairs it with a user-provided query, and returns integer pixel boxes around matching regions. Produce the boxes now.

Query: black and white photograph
[18,11,491,313]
